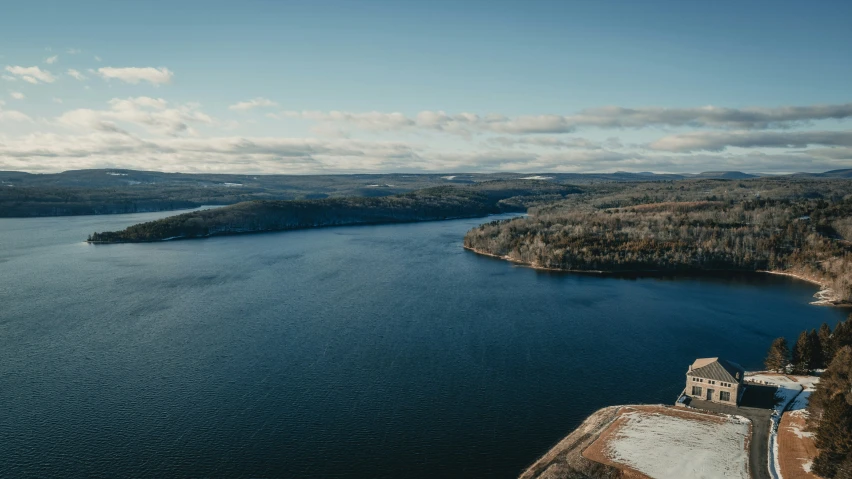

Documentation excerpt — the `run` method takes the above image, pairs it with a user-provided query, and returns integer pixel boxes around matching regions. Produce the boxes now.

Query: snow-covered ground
[746,373,818,479]
[747,374,804,412]
[785,376,820,477]
[606,411,750,479]
[788,376,819,414]
[518,175,554,180]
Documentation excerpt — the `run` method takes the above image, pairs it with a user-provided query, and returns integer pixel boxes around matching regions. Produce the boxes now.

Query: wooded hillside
[87,181,580,243]
[464,178,852,303]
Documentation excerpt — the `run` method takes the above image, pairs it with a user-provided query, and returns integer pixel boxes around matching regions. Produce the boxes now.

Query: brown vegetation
[778,412,821,479]
[465,178,852,303]
[517,406,625,479]
[88,181,579,242]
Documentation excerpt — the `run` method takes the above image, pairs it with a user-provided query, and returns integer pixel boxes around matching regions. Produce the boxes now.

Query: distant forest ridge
[2,168,850,217]
[86,181,580,243]
[464,178,852,304]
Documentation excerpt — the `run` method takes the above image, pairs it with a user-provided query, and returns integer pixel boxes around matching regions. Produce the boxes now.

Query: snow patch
[518,175,553,180]
[747,373,819,479]
[786,423,814,439]
[606,411,749,479]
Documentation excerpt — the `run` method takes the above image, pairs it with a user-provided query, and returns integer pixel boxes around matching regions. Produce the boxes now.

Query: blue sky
[1,0,851,174]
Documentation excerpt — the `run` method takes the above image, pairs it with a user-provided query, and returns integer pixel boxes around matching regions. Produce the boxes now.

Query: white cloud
[9,91,25,100]
[1,75,15,82]
[95,66,173,85]
[229,97,278,111]
[2,125,850,174]
[4,96,852,174]
[488,136,604,149]
[56,96,213,136]
[94,56,102,62]
[282,103,852,135]
[66,48,81,54]
[53,97,63,104]
[281,110,417,133]
[67,69,86,81]
[45,55,58,64]
[4,65,57,84]
[0,100,31,123]
[0,132,427,173]
[649,130,852,152]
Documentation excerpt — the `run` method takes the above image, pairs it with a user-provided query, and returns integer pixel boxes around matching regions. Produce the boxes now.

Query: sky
[1,0,851,174]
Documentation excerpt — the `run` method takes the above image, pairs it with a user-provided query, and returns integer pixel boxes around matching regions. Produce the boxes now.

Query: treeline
[764,316,852,478]
[87,181,580,243]
[464,178,852,303]
[0,170,524,218]
[0,177,429,218]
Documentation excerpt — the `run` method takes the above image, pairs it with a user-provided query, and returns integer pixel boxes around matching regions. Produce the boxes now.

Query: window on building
[720,391,731,402]
[692,386,702,396]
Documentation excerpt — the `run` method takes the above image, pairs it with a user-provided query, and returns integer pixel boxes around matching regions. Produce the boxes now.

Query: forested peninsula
[464,178,852,305]
[87,181,579,243]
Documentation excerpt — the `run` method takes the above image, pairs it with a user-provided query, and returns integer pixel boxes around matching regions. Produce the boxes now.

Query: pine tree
[792,331,814,374]
[814,451,846,479]
[810,329,825,371]
[813,395,852,477]
[836,455,852,479]
[820,322,835,366]
[810,347,852,477]
[765,337,790,373]
[835,319,852,355]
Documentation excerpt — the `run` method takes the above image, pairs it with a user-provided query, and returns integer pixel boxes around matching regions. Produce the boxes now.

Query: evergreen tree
[765,337,790,373]
[820,322,835,366]
[810,329,825,371]
[810,347,852,478]
[813,395,852,478]
[835,319,852,356]
[814,451,847,479]
[792,331,814,374]
[836,456,852,479]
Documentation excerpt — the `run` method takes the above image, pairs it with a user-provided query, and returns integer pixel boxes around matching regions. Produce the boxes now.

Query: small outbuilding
[685,357,745,406]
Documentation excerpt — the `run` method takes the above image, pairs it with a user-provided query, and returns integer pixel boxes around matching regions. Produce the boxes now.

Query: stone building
[685,357,745,406]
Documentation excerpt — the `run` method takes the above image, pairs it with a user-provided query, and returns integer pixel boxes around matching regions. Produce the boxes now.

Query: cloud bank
[280,103,852,135]
[229,97,278,111]
[96,67,173,85]
[650,130,852,152]
[4,65,56,84]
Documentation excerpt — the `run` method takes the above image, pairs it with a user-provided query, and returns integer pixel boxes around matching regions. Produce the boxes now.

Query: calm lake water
[0,210,848,478]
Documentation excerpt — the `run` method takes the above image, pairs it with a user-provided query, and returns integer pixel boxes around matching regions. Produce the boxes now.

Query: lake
[0,210,847,478]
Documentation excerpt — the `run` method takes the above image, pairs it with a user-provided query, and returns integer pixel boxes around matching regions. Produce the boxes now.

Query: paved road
[685,384,778,479]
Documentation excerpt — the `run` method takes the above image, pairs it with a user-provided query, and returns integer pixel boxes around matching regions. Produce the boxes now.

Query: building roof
[688,357,744,383]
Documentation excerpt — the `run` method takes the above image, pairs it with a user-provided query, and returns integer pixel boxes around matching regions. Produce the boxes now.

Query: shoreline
[463,246,850,307]
[462,246,608,274]
[763,270,848,307]
[88,212,514,244]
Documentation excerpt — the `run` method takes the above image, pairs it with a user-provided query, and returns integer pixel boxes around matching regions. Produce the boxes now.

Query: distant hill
[1,168,848,217]
[793,169,852,179]
[86,181,582,243]
[689,171,758,179]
